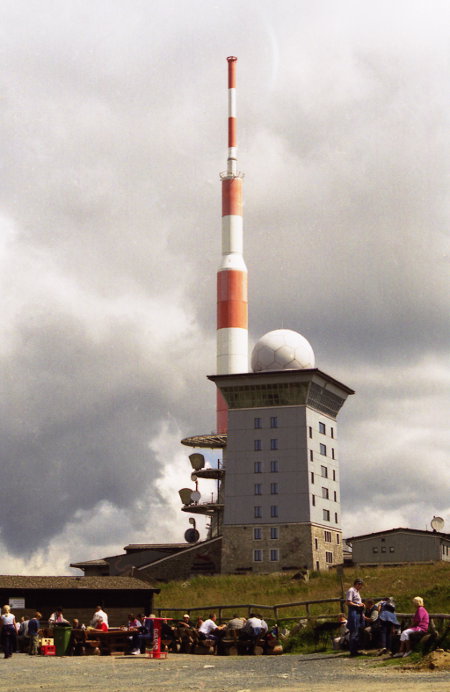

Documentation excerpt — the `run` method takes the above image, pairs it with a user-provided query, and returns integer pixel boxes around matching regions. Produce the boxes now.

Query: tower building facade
[210,364,354,573]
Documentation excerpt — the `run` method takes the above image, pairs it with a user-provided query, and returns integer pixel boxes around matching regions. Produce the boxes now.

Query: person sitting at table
[49,607,70,626]
[131,615,154,655]
[94,616,108,632]
[127,613,141,629]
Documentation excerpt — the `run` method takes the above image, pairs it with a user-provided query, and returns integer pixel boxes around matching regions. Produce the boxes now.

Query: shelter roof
[0,575,159,591]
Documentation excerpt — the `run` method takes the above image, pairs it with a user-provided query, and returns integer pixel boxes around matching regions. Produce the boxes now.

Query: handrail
[155,598,450,628]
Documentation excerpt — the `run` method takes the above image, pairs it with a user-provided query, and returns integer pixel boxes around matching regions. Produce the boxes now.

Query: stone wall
[221,523,342,573]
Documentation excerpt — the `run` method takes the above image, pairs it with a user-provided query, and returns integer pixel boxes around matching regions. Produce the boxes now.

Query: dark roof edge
[345,527,450,542]
[208,368,355,395]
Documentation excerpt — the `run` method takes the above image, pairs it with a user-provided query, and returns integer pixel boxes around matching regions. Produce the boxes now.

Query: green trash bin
[53,625,72,656]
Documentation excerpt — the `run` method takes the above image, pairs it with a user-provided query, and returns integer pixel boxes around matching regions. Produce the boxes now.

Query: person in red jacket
[94,616,108,632]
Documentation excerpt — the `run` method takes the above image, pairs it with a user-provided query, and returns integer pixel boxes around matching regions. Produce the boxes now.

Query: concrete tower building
[210,330,354,572]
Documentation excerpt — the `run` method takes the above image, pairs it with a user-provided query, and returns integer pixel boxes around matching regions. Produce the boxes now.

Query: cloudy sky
[0,0,448,575]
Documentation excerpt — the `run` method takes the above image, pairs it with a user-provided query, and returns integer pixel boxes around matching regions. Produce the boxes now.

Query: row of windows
[254,527,278,540]
[254,483,278,495]
[309,422,335,438]
[309,449,337,465]
[254,417,278,429]
[254,505,278,518]
[254,460,278,473]
[254,549,278,562]
[254,439,278,451]
[323,531,340,544]
[255,442,336,459]
[310,476,338,501]
[373,546,395,553]
[254,504,339,523]
[319,443,335,458]
[316,465,336,481]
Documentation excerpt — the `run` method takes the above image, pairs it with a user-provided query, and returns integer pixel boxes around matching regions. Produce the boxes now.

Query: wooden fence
[155,598,450,630]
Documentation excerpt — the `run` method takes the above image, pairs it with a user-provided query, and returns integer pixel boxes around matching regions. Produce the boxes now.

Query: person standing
[28,612,41,656]
[91,605,109,627]
[346,578,365,656]
[0,605,17,659]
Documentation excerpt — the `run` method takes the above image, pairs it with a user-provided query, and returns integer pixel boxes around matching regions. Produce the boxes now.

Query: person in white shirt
[91,606,109,627]
[198,613,225,643]
[346,578,364,656]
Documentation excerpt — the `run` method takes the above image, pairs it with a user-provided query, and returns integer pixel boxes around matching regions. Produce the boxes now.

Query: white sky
[0,0,448,574]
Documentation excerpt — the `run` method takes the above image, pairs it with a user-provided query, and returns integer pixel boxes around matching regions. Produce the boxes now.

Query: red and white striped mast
[216,56,248,433]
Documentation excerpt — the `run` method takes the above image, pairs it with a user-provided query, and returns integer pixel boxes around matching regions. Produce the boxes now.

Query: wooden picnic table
[87,628,133,655]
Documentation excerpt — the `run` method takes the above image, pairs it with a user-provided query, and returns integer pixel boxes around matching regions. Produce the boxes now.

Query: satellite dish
[184,528,200,544]
[191,490,201,502]
[178,488,193,505]
[189,453,205,471]
[191,472,198,482]
[431,516,445,532]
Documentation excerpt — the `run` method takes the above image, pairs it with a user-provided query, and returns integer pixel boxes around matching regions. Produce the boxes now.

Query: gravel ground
[0,652,449,692]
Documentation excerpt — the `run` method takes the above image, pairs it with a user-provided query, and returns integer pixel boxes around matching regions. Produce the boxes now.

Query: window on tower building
[309,449,314,461]
[314,538,318,550]
[310,471,314,484]
[323,509,330,521]
[334,512,338,523]
[270,505,278,518]
[254,461,262,473]
[319,422,326,434]
[325,551,333,564]
[254,417,262,429]
[254,483,262,495]
[254,439,262,451]
[334,490,337,502]
[322,487,329,499]
[332,448,335,459]
[270,482,278,495]
[270,549,279,561]
[309,426,313,438]
[312,494,316,506]
[253,549,263,562]
[270,460,278,472]
[332,469,336,481]
[270,416,278,428]
[320,443,327,456]
[324,530,332,542]
[254,506,262,518]
[270,527,278,539]
[270,439,278,450]
[321,465,328,478]
[330,427,334,438]
[254,528,262,540]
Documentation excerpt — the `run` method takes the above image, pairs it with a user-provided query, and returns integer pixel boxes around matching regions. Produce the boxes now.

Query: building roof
[0,575,159,591]
[70,559,109,568]
[136,536,222,572]
[346,527,450,543]
[123,544,188,552]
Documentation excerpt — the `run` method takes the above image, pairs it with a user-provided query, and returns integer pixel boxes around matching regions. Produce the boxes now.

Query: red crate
[41,644,56,656]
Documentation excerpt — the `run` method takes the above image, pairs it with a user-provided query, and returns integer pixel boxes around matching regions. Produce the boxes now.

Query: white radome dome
[251,329,315,373]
